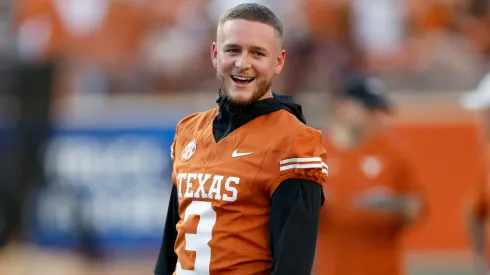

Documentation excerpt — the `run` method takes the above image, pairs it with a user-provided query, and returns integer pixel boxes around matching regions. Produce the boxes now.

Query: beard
[217,71,272,106]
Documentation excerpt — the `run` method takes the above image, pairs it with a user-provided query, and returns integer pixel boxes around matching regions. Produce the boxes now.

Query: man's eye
[226,49,239,53]
[254,52,265,57]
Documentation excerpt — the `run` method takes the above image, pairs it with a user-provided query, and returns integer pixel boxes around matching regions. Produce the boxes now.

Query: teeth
[233,76,253,81]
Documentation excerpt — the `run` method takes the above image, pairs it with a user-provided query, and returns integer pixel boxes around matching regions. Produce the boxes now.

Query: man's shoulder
[176,108,217,132]
[377,132,412,157]
[267,110,323,149]
[370,132,417,170]
[259,111,328,193]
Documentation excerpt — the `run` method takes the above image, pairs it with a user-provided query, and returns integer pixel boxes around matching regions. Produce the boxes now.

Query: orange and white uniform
[167,107,328,274]
[315,132,424,275]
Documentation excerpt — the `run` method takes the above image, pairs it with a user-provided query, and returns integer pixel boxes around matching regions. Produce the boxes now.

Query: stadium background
[0,0,486,274]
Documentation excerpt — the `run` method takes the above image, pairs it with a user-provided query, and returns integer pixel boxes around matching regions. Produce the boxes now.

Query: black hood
[213,91,306,142]
[272,93,306,124]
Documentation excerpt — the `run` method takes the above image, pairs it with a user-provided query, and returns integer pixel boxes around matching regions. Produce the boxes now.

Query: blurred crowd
[0,0,490,99]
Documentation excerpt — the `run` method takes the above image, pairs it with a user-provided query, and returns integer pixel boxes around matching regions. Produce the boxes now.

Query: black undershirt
[155,93,323,275]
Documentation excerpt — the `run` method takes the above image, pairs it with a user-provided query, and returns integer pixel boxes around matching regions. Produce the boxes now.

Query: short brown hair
[218,3,284,40]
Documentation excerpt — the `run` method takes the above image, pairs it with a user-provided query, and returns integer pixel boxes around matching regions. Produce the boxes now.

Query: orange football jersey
[315,132,423,275]
[170,108,328,275]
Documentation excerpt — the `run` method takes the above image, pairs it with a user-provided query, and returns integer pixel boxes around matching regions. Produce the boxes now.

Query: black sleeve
[154,185,180,275]
[269,179,323,275]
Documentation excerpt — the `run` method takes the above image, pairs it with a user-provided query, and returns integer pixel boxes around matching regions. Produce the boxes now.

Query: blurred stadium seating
[0,0,488,274]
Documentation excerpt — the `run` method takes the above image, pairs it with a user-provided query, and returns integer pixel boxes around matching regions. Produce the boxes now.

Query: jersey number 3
[176,201,217,275]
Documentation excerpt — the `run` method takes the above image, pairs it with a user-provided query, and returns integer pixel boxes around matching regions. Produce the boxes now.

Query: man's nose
[235,53,252,70]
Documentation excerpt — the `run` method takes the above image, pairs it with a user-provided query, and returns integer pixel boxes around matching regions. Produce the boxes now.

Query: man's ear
[211,42,218,68]
[274,49,286,75]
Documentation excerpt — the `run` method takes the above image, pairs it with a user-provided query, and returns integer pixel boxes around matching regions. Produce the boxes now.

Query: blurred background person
[314,76,425,275]
[461,72,490,275]
[0,0,56,251]
[0,0,16,249]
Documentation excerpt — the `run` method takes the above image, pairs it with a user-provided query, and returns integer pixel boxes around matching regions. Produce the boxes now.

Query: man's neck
[258,89,274,101]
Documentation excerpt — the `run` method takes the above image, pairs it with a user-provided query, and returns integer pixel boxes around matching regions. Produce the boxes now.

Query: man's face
[333,99,370,132]
[212,19,286,105]
[332,98,390,137]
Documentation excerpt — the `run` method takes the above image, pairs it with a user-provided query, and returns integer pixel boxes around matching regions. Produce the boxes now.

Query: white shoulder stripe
[280,163,329,175]
[279,157,329,175]
[280,157,322,165]
[280,163,323,171]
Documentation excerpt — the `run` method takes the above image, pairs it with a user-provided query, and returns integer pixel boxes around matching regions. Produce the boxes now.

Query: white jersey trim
[280,157,322,165]
[279,157,328,175]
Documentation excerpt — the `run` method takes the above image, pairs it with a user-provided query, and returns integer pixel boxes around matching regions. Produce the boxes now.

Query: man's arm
[269,178,323,275]
[154,185,180,275]
[352,148,426,226]
[352,189,424,225]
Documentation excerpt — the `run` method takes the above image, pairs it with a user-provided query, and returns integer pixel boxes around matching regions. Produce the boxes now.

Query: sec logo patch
[181,139,197,161]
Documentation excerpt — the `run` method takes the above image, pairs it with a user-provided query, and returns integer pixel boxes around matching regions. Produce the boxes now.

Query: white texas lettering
[177,173,240,202]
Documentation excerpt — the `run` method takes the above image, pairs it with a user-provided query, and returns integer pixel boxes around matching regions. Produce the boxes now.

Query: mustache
[230,73,255,78]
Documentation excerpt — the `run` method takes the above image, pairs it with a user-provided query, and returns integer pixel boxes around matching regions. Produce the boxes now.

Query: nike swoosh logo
[232,149,252,158]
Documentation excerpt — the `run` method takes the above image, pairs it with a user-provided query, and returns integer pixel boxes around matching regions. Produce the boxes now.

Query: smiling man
[213,9,281,105]
[154,3,328,275]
